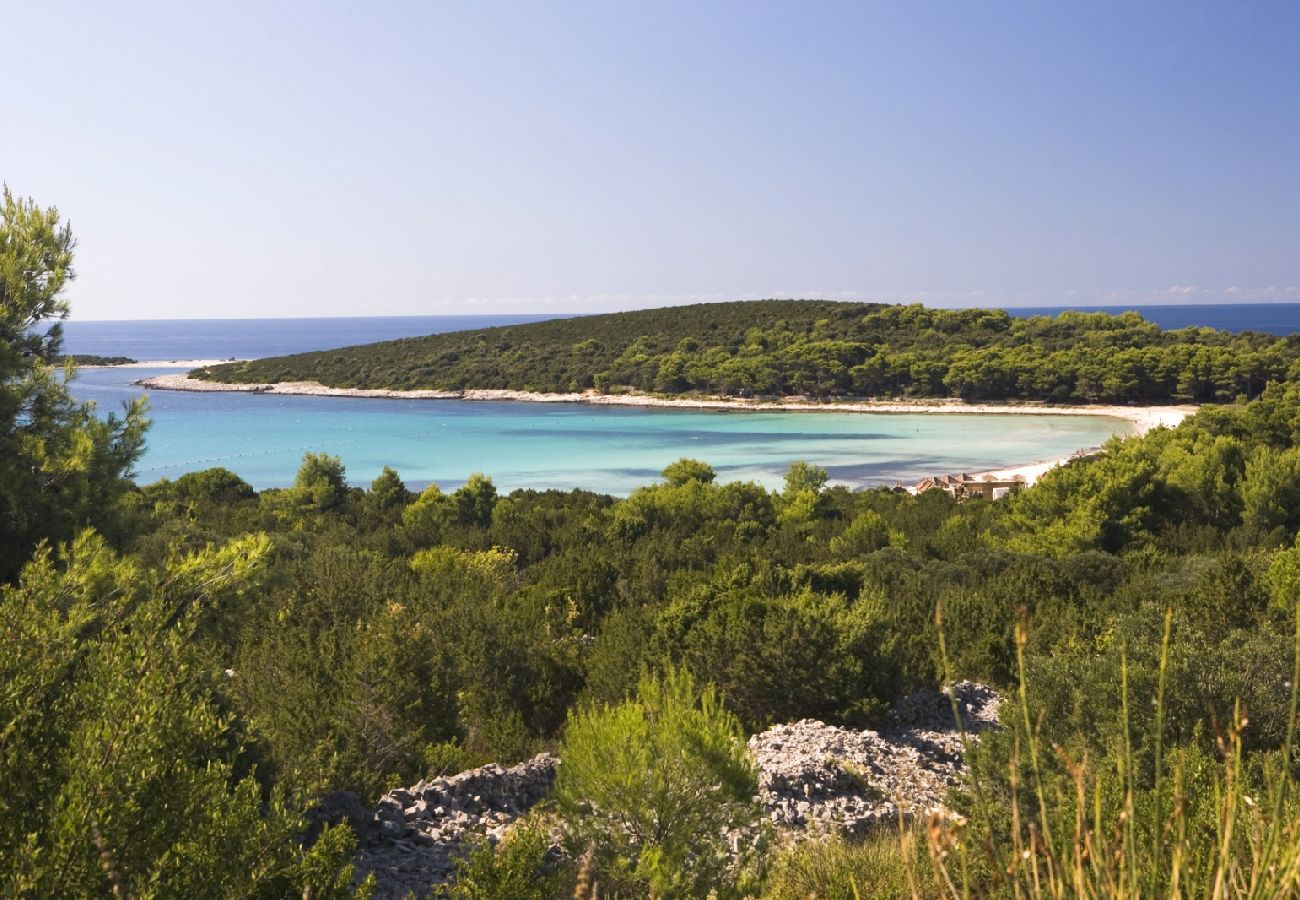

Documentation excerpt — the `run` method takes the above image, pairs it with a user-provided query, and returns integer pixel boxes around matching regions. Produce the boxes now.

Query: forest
[58,354,138,366]
[195,299,1300,404]
[6,190,1300,897]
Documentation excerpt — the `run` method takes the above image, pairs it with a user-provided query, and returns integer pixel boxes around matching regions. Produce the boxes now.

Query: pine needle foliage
[196,300,1298,404]
[556,667,763,898]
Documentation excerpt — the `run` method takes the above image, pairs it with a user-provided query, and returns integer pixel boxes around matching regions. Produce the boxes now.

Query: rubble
[323,683,1001,897]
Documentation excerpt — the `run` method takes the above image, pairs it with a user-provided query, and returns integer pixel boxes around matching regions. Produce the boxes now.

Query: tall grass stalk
[922,601,1300,899]
[934,601,1006,896]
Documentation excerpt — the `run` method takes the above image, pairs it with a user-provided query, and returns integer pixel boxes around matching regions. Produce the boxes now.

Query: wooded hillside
[194,300,1300,403]
[10,193,1300,896]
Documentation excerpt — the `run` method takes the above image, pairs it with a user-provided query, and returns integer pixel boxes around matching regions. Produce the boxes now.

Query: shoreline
[135,374,1193,486]
[133,372,1191,433]
[964,447,1107,486]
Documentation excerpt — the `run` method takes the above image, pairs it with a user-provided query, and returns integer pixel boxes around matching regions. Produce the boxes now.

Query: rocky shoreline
[319,682,1001,899]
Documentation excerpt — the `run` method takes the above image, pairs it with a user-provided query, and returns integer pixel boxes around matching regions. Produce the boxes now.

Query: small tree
[661,457,716,486]
[0,187,146,579]
[778,461,829,535]
[782,460,828,495]
[401,483,451,544]
[453,472,498,528]
[556,667,761,897]
[292,452,349,512]
[367,465,410,511]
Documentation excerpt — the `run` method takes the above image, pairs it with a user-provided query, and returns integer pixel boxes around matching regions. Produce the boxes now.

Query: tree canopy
[196,300,1300,404]
[0,188,146,580]
[8,187,1300,895]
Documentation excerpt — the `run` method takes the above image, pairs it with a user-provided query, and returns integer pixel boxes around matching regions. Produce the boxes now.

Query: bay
[69,306,1258,493]
[73,365,1130,495]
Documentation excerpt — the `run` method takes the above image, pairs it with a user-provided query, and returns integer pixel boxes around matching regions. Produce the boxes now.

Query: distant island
[58,353,138,366]
[190,300,1295,404]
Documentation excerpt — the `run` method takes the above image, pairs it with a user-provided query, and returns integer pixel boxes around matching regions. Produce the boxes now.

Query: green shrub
[651,584,896,729]
[0,531,352,895]
[556,667,762,898]
[449,824,558,900]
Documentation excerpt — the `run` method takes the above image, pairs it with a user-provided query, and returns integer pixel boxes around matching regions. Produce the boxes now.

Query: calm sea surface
[72,366,1128,494]
[61,303,1300,360]
[1005,303,1300,335]
[61,314,565,360]
[65,303,1291,494]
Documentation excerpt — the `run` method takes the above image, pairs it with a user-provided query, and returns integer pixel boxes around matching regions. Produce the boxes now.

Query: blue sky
[4,1,1298,319]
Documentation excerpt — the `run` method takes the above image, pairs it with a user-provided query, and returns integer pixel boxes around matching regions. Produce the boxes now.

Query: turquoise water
[73,366,1132,494]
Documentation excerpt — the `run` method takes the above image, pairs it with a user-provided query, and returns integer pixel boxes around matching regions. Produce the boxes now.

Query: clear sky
[4,1,1298,320]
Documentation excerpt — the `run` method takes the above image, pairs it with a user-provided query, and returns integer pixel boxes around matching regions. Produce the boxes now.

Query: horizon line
[62,297,1300,324]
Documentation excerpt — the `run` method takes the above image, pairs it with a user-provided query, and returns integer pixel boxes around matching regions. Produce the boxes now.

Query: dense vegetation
[8,192,1300,896]
[56,354,138,366]
[197,299,1300,403]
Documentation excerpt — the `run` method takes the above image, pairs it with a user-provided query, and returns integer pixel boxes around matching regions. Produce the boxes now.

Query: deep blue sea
[62,303,1284,494]
[1004,303,1300,335]
[60,314,565,361]
[60,303,1300,361]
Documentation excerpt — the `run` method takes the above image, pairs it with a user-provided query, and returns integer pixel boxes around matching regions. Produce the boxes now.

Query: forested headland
[195,299,1300,404]
[55,354,138,366]
[7,191,1300,896]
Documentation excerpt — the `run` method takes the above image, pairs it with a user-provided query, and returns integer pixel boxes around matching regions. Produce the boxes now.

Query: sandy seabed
[134,370,1194,486]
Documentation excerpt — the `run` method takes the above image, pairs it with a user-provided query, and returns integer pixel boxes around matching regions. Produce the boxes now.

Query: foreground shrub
[556,667,762,897]
[448,823,558,900]
[0,531,361,896]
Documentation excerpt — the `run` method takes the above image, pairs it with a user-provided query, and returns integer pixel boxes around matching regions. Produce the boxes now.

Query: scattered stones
[325,682,1001,898]
[341,754,559,900]
[748,681,1001,836]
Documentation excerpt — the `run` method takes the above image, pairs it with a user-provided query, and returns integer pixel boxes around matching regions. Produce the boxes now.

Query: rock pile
[312,754,559,900]
[320,683,1000,898]
[748,681,1001,835]
[884,679,1001,732]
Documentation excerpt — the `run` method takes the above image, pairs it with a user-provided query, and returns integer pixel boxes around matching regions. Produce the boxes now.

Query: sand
[133,373,1191,431]
[967,452,1100,485]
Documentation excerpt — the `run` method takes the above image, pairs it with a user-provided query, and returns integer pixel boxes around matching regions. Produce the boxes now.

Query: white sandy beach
[135,372,1194,485]
[967,452,1102,485]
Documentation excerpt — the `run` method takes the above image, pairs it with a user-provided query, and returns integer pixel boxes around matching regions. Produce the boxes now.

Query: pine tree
[0,187,147,579]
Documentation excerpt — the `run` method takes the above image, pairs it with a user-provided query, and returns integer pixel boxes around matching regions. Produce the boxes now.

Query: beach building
[912,472,1026,500]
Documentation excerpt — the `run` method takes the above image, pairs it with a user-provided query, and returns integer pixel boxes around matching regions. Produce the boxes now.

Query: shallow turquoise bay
[74,367,1133,495]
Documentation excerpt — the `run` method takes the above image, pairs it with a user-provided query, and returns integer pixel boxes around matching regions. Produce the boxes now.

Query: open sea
[63,303,1296,494]
[60,303,1300,361]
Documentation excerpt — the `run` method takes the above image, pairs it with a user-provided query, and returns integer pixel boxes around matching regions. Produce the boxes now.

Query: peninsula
[183,300,1292,404]
[134,299,1232,485]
